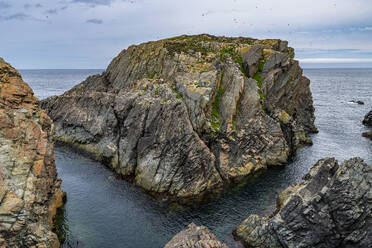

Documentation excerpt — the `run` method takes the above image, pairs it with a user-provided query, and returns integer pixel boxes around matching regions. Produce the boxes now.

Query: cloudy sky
[1,0,372,69]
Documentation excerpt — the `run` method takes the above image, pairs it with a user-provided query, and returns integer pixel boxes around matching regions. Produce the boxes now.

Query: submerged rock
[0,58,63,247]
[165,223,228,248]
[235,157,372,248]
[41,34,316,200]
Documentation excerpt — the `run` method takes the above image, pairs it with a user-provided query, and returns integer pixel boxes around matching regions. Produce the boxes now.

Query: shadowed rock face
[0,58,63,247]
[235,157,372,248]
[165,223,228,248]
[41,34,316,199]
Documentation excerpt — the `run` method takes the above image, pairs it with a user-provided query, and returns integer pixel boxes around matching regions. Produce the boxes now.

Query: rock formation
[165,223,228,248]
[41,34,316,199]
[235,157,372,248]
[362,109,372,139]
[0,58,63,247]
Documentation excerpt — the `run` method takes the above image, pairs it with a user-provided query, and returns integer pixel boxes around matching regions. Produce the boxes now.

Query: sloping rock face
[165,223,228,248]
[235,157,372,248]
[0,58,63,247]
[41,34,316,199]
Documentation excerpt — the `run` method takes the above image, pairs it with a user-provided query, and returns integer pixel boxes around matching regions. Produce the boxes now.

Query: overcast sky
[1,0,372,69]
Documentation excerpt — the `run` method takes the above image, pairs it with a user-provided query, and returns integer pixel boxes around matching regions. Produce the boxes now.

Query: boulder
[165,223,228,248]
[41,34,316,200]
[235,157,372,248]
[0,58,63,247]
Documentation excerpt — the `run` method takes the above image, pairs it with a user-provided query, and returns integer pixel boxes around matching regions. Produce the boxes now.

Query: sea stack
[41,34,316,200]
[235,157,372,248]
[0,58,63,247]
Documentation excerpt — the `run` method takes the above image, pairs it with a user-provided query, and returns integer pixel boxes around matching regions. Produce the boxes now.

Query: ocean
[20,68,372,248]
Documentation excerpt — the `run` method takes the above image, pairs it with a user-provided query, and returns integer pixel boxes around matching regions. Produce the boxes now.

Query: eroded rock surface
[0,58,63,247]
[235,157,372,248]
[165,223,228,248]
[41,34,316,199]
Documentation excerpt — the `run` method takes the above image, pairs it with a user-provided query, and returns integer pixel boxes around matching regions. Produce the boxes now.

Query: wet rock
[235,157,372,248]
[363,109,372,127]
[349,100,365,105]
[0,58,63,247]
[165,223,228,248]
[362,130,372,140]
[41,34,316,200]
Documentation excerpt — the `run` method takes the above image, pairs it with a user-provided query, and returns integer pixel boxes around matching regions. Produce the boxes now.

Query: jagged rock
[363,109,372,127]
[235,157,372,248]
[165,223,228,248]
[362,130,372,140]
[0,58,63,247]
[41,34,316,200]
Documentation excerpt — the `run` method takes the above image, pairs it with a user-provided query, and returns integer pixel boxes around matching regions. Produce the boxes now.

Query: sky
[1,0,372,69]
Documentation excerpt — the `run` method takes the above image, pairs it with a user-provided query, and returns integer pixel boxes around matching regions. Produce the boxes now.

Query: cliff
[41,34,316,200]
[0,58,63,247]
[235,157,372,248]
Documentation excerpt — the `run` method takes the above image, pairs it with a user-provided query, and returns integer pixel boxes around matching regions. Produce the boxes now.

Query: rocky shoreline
[0,58,63,247]
[41,34,317,201]
[234,157,372,248]
[167,157,372,248]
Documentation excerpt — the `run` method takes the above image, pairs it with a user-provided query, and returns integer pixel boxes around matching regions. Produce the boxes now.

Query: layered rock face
[41,34,316,199]
[165,223,228,248]
[235,157,372,248]
[0,58,63,247]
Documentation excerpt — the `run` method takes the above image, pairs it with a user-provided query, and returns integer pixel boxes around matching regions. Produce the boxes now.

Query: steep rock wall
[41,34,316,199]
[0,58,63,247]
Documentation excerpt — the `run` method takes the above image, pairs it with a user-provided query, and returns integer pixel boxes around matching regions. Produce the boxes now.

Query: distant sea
[21,68,372,248]
[19,69,104,100]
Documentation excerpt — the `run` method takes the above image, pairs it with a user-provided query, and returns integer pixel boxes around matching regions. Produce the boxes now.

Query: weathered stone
[41,34,316,200]
[235,157,372,248]
[165,223,228,248]
[0,58,63,247]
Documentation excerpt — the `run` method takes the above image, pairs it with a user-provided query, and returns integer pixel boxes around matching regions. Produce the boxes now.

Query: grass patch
[211,85,225,132]
[172,88,182,99]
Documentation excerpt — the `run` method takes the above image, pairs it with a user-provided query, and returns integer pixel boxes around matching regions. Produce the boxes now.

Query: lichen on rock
[41,34,316,200]
[0,58,63,247]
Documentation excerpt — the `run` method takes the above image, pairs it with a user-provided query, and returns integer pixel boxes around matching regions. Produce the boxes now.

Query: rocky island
[0,59,63,247]
[41,34,317,200]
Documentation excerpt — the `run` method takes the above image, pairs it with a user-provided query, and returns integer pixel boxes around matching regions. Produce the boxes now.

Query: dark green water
[22,69,372,248]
